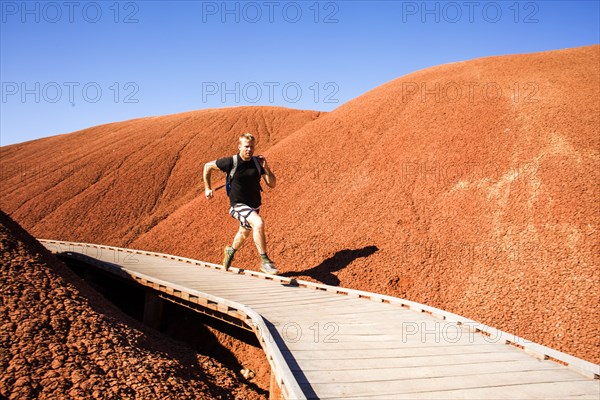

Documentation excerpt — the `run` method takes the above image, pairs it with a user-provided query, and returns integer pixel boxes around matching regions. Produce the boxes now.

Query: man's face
[238,139,255,160]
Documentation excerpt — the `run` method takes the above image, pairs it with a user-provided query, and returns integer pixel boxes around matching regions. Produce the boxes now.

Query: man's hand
[203,161,219,200]
[257,155,276,188]
[257,155,268,169]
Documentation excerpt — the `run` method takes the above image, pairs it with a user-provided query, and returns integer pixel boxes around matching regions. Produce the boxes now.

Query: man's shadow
[281,245,378,286]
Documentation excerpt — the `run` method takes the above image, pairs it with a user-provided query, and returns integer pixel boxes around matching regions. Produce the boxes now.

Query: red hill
[0,210,265,399]
[1,107,321,245]
[1,45,598,363]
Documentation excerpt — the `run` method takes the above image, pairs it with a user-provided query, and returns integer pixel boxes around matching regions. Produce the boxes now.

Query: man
[203,133,278,274]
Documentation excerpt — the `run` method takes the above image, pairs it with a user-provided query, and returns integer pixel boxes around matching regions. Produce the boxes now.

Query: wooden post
[143,292,164,330]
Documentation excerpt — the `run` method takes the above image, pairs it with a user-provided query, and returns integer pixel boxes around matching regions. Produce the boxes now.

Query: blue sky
[1,0,599,146]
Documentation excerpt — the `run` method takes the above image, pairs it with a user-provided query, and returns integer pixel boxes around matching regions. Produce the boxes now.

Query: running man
[203,133,278,274]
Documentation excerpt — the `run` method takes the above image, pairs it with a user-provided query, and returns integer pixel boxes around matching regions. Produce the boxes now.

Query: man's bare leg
[223,226,251,269]
[246,212,278,274]
[232,225,251,250]
[246,212,267,255]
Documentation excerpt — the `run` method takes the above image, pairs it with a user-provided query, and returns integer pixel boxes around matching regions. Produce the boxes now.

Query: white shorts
[229,203,259,230]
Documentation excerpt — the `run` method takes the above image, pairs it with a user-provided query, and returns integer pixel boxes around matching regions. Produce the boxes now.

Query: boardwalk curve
[40,240,600,400]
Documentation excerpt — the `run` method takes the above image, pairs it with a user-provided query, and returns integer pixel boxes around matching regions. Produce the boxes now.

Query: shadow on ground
[281,246,378,286]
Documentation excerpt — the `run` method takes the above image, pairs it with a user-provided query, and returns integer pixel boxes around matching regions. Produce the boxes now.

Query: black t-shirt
[216,156,265,208]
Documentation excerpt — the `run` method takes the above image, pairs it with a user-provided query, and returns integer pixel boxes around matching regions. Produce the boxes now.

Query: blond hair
[239,133,256,143]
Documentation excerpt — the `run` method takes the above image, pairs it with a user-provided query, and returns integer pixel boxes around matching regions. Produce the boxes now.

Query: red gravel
[0,210,266,399]
[1,44,598,374]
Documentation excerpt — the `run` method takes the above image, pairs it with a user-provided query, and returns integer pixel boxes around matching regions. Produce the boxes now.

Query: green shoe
[223,246,235,270]
[260,259,278,275]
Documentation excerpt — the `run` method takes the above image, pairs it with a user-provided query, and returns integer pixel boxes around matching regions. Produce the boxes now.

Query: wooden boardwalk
[40,240,600,400]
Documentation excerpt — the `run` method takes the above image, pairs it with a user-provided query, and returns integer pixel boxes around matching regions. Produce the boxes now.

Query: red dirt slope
[1,46,598,364]
[272,44,598,363]
[0,210,265,399]
[0,106,322,246]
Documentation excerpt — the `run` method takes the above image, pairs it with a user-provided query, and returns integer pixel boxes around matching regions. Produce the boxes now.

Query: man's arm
[203,161,221,199]
[258,156,276,188]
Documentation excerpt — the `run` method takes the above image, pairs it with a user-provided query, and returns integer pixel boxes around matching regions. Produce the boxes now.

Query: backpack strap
[225,154,238,196]
[251,156,263,175]
[252,156,264,192]
[228,154,239,182]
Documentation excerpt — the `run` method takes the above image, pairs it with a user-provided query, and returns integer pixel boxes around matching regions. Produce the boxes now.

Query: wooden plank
[355,380,600,400]
[258,302,390,315]
[195,288,316,301]
[177,281,273,291]
[303,369,589,398]
[137,266,231,276]
[260,312,428,326]
[216,289,343,301]
[272,334,515,351]
[163,283,274,295]
[293,352,547,371]
[205,291,341,304]
[241,296,354,308]
[262,300,410,313]
[320,322,467,336]
[191,284,306,294]
[257,308,386,320]
[171,274,284,285]
[282,343,517,360]
[302,359,564,383]
[122,263,195,271]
